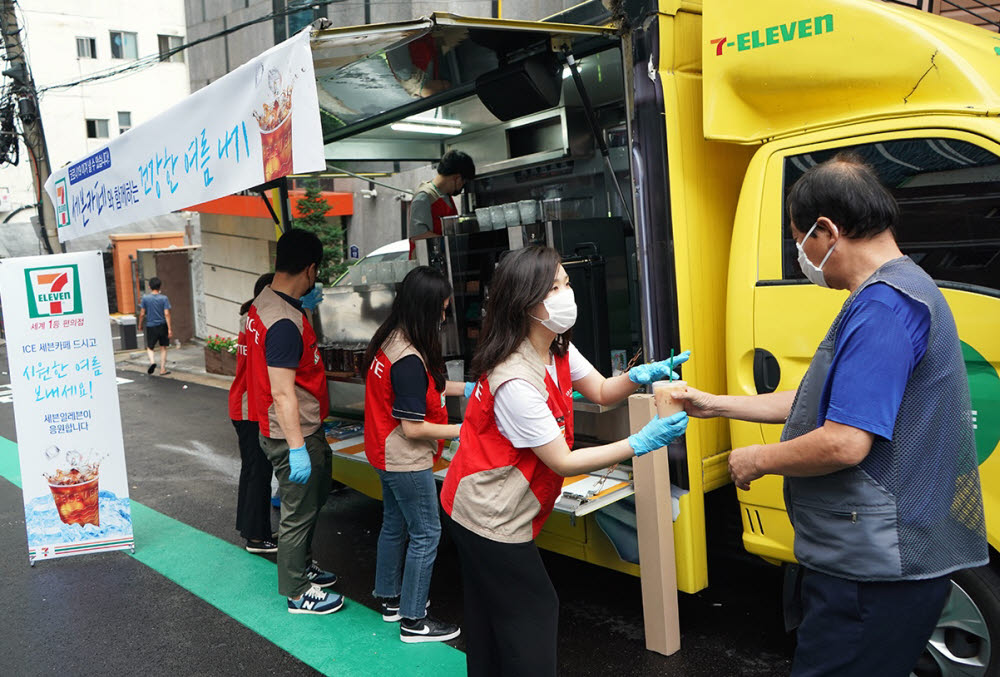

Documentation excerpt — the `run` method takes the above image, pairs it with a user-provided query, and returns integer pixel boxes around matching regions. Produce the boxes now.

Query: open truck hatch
[309,13,617,144]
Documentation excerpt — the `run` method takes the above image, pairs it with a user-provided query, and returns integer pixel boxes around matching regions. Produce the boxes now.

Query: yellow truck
[313,1,1000,671]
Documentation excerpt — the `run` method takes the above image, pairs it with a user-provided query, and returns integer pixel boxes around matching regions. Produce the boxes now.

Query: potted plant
[205,334,237,375]
[220,338,238,375]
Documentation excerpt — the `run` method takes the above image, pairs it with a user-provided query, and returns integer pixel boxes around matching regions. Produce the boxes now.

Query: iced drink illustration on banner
[43,446,104,527]
[254,63,295,181]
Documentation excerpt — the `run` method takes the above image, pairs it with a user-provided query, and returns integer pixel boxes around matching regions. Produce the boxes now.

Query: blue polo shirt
[818,282,931,440]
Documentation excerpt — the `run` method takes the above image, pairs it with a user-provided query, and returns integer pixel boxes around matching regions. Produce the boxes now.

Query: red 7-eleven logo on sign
[25,264,83,318]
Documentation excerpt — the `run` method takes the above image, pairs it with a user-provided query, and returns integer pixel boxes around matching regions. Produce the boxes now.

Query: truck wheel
[913,565,1000,677]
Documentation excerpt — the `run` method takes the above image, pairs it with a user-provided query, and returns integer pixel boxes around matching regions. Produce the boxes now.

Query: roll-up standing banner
[0,251,134,563]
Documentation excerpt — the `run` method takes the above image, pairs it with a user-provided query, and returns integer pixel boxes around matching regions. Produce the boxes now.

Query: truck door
[733,128,1000,563]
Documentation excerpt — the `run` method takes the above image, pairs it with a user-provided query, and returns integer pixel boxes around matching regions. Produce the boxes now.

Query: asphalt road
[0,341,794,676]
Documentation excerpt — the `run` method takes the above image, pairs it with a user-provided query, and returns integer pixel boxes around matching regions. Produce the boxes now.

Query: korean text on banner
[43,29,324,243]
[0,252,135,562]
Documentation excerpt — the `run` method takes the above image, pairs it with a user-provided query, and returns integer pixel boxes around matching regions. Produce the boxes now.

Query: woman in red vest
[440,246,690,676]
[229,272,275,553]
[363,266,466,644]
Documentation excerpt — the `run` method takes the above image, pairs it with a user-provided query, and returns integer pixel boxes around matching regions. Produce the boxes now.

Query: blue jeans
[373,468,441,620]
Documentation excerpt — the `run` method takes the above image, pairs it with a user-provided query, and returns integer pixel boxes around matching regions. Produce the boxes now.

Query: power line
[36,0,326,93]
[32,0,492,94]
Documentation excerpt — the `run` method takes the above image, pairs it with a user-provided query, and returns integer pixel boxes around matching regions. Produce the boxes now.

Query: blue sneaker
[287,585,344,615]
[306,561,337,588]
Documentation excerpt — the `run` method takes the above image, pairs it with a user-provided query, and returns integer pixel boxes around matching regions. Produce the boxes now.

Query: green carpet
[0,436,465,676]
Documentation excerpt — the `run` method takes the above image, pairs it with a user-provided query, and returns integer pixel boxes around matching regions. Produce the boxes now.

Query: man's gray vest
[782,256,987,581]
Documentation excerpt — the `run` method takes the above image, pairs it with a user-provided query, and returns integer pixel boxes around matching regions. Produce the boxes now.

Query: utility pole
[0,0,56,254]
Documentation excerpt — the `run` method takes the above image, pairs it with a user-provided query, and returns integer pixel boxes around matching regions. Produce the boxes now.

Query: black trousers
[792,567,950,677]
[446,514,558,677]
[232,419,273,541]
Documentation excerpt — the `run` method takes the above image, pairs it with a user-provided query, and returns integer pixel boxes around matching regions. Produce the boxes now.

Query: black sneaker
[380,596,430,622]
[400,615,461,644]
[245,538,277,554]
[306,561,337,588]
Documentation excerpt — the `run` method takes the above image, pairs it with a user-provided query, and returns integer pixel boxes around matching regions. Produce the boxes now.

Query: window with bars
[76,37,96,59]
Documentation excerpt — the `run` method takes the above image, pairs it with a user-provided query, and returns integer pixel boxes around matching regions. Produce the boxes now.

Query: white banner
[43,29,324,242]
[0,251,134,562]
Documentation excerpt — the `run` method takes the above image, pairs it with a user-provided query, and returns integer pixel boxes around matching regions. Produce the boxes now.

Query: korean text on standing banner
[0,252,134,562]
[43,29,325,243]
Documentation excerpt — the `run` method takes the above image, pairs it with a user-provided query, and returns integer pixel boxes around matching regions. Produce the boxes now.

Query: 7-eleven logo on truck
[24,264,83,318]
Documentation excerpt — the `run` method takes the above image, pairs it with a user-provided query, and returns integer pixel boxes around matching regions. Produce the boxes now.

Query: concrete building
[0,1,193,257]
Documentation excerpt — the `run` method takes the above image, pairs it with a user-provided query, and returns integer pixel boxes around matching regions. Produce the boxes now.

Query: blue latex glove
[288,444,311,484]
[627,350,691,385]
[463,381,475,398]
[300,284,323,310]
[628,412,689,456]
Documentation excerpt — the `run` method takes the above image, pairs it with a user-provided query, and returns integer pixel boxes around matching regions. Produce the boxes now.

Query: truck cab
[308,0,999,670]
[703,2,1000,672]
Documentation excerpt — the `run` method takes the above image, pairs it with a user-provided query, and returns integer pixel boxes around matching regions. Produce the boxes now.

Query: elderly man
[677,153,986,676]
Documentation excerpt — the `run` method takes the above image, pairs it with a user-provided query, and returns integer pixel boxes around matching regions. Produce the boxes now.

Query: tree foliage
[292,180,347,283]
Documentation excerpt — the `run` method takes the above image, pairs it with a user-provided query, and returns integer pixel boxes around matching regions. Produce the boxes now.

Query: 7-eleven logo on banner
[54,178,70,227]
[24,264,83,318]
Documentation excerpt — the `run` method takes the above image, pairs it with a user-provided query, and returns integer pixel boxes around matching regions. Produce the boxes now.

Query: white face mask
[796,221,838,288]
[531,287,577,334]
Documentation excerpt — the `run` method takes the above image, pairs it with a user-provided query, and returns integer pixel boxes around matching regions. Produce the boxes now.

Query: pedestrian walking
[138,277,172,375]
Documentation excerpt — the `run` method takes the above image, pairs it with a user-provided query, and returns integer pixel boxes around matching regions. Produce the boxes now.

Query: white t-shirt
[493,343,595,448]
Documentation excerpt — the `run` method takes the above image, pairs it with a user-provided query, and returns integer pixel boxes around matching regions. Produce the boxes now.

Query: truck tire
[913,565,1000,677]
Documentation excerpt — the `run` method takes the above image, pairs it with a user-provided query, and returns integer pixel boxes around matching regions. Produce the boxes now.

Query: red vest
[245,287,329,439]
[364,335,448,471]
[228,313,250,421]
[441,350,574,542]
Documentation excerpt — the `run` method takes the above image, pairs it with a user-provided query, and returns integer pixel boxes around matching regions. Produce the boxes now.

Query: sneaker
[287,585,344,615]
[245,538,277,554]
[306,561,338,588]
[380,597,430,623]
[400,615,461,644]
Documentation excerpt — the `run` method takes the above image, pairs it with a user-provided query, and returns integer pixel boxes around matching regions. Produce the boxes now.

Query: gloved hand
[288,444,312,484]
[463,381,475,398]
[300,284,323,310]
[627,350,691,385]
[628,412,689,456]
